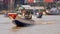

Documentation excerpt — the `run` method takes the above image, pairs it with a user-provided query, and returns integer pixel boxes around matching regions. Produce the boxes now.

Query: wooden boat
[8,13,34,27]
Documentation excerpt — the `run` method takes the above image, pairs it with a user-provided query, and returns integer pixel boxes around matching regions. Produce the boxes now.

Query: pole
[9,0,14,12]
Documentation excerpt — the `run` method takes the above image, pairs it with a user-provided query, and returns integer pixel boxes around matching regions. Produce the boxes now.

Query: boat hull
[12,19,34,27]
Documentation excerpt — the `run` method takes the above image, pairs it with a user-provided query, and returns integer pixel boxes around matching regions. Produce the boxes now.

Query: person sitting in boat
[24,11,32,19]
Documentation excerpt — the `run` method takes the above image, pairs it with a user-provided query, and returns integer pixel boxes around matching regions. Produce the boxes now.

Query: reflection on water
[9,26,22,34]
[12,26,21,31]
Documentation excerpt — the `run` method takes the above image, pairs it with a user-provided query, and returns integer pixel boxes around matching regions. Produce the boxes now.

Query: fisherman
[21,8,26,16]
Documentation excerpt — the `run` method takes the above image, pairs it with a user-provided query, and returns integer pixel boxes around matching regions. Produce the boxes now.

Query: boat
[8,13,34,27]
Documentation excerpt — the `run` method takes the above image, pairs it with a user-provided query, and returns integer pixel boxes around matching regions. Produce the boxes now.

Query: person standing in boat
[21,8,26,16]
